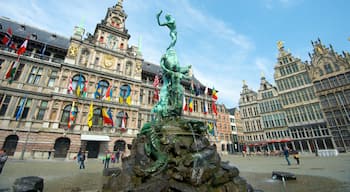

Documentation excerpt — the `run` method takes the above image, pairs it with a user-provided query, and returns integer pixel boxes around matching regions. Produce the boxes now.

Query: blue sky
[1,0,349,108]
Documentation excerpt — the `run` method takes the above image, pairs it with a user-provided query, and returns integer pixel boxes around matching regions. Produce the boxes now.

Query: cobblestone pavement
[0,153,349,191]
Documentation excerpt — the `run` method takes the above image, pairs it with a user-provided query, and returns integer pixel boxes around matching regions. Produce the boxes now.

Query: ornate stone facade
[0,1,215,159]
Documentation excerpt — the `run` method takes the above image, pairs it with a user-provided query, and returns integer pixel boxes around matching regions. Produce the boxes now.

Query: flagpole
[20,99,36,160]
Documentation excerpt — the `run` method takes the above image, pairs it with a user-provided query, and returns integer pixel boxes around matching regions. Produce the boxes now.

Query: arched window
[92,108,103,127]
[72,74,86,92]
[116,111,128,130]
[118,84,131,105]
[54,137,70,158]
[3,135,19,156]
[99,80,110,98]
[61,104,78,124]
[114,140,126,151]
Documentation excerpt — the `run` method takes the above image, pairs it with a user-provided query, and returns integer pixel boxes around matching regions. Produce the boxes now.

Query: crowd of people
[75,148,124,170]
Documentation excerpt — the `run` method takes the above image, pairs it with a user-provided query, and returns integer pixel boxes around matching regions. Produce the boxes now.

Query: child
[293,150,300,165]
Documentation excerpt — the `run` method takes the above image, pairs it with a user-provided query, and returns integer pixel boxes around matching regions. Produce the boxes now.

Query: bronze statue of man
[157,10,177,50]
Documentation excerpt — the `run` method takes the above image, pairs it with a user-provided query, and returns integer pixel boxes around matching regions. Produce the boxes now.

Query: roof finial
[277,40,284,50]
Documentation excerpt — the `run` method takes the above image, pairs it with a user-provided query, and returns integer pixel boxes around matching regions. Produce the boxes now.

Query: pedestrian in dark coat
[0,149,8,174]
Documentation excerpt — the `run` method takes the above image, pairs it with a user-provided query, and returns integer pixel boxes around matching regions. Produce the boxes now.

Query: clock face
[111,17,122,28]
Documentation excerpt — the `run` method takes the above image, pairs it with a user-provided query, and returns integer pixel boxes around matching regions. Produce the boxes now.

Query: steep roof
[0,16,69,49]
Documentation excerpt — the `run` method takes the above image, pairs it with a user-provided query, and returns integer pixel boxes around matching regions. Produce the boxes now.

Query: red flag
[1,27,13,45]
[183,96,188,111]
[68,78,73,94]
[153,75,160,102]
[212,101,217,115]
[16,39,28,56]
[102,108,114,126]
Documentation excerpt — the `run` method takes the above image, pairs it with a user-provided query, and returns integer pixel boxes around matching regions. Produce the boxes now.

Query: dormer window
[31,33,37,40]
[20,25,25,31]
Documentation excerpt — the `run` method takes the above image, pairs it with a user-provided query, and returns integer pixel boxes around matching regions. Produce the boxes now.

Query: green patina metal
[139,10,193,174]
[152,10,192,120]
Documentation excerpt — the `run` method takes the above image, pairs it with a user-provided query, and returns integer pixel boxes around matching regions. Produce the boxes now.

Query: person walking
[104,151,111,169]
[0,149,8,174]
[293,150,300,165]
[77,148,82,163]
[115,150,121,163]
[283,147,291,166]
[79,152,86,169]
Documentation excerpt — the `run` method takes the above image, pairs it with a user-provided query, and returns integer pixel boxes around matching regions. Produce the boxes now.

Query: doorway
[86,141,100,158]
[3,135,19,156]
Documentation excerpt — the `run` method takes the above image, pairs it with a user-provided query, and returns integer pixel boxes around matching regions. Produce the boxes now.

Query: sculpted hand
[157,10,163,17]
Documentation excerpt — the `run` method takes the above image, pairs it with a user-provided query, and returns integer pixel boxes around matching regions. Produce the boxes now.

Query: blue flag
[94,82,101,99]
[16,97,27,120]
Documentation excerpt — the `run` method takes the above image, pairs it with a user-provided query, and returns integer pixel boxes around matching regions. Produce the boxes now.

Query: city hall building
[0,1,216,159]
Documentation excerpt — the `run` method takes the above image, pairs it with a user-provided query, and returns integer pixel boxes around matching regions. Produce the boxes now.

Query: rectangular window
[139,89,144,104]
[36,101,48,120]
[94,57,100,65]
[0,94,11,116]
[13,98,32,120]
[14,63,25,81]
[148,90,152,105]
[47,70,58,87]
[27,66,43,85]
[194,100,198,112]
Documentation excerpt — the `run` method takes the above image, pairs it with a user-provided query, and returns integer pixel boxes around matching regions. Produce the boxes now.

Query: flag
[76,74,83,97]
[204,87,208,96]
[68,77,73,94]
[212,101,217,115]
[1,27,12,46]
[40,43,47,57]
[103,85,112,101]
[189,97,193,112]
[87,102,93,128]
[119,85,131,105]
[153,75,160,102]
[68,101,76,129]
[82,80,88,98]
[15,97,27,121]
[120,113,127,132]
[102,108,113,126]
[203,100,208,114]
[208,122,215,136]
[16,39,28,56]
[5,60,19,82]
[94,82,102,99]
[212,88,218,101]
[183,96,187,111]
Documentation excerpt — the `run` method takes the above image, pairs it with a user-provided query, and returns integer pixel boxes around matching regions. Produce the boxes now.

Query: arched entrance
[3,135,19,156]
[54,137,70,158]
[114,140,126,152]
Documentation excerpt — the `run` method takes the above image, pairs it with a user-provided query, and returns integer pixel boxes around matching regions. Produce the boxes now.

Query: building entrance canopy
[81,135,110,141]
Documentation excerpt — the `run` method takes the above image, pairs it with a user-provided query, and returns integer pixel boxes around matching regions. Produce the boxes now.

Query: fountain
[102,10,258,192]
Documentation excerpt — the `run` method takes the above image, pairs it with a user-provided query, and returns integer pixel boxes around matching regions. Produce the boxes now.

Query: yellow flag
[87,101,93,128]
